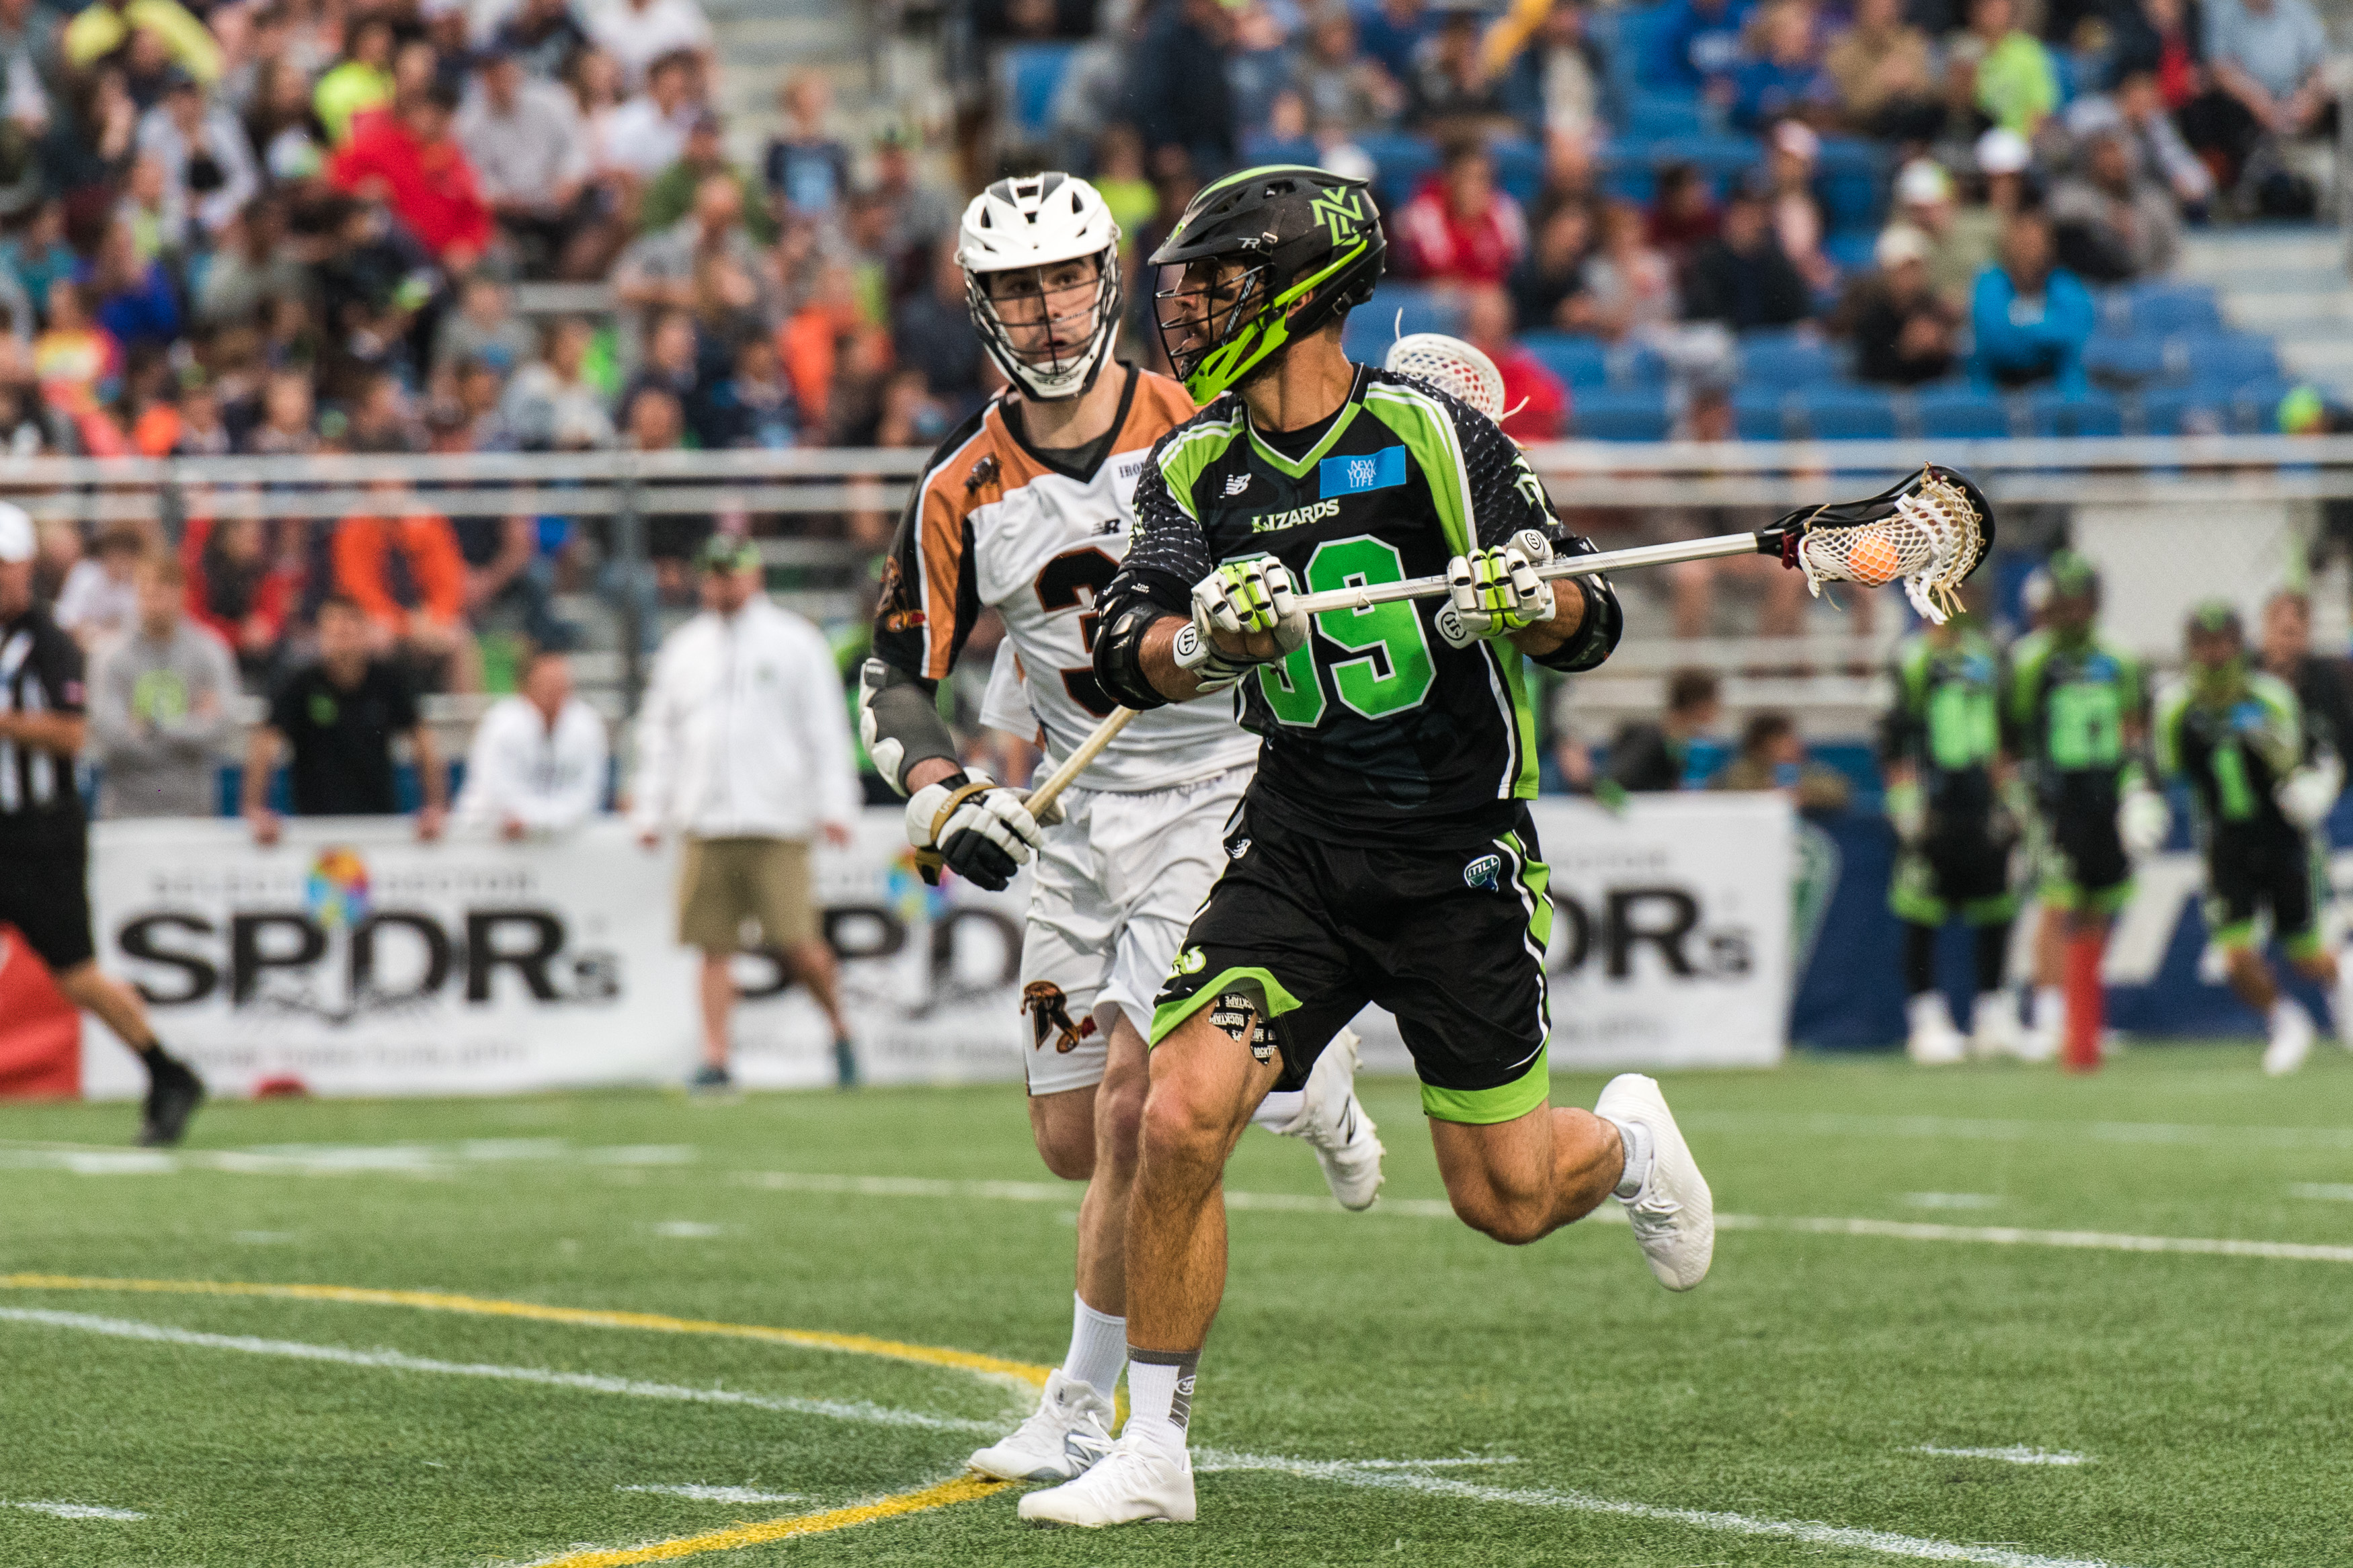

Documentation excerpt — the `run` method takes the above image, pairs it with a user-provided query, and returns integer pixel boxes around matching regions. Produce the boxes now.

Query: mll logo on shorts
[1318,446,1405,499]
[1463,854,1503,891]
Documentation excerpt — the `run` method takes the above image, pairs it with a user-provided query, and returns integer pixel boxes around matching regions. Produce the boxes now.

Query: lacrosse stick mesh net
[1385,331,1507,420]
[1794,467,1986,624]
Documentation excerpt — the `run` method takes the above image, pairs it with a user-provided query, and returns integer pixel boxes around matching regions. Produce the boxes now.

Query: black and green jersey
[1882,626,2003,817]
[1097,364,1622,845]
[2155,671,2305,841]
[2005,628,2145,807]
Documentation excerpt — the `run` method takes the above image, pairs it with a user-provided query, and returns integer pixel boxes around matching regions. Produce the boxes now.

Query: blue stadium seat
[1355,130,1440,212]
[1492,137,1546,206]
[1626,91,1708,139]
[2083,333,2167,387]
[1732,387,1791,440]
[2173,331,2281,392]
[2027,388,2124,438]
[2123,281,2222,337]
[1608,340,1668,389]
[2220,376,2297,434]
[1823,229,1878,274]
[1915,384,2012,439]
[1521,331,1611,389]
[996,44,1077,147]
[1796,385,1900,440]
[2136,386,2221,436]
[1814,136,1881,231]
[1341,285,1459,362]
[1738,335,1838,386]
[1574,387,1672,442]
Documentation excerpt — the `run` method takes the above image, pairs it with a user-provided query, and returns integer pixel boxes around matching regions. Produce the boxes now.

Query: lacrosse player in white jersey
[860,171,1385,1485]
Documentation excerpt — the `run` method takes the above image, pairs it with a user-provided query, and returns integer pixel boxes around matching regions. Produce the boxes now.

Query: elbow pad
[1094,603,1177,712]
[858,657,959,798]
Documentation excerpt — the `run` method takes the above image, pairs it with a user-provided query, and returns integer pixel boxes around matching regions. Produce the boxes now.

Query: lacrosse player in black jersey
[1019,166,1716,1528]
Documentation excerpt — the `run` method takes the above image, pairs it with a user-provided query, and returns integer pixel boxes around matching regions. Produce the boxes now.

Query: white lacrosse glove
[1438,529,1556,649]
[1884,778,1927,846]
[2276,753,2344,831]
[1181,557,1308,693]
[906,770,1047,891]
[2117,782,2171,856]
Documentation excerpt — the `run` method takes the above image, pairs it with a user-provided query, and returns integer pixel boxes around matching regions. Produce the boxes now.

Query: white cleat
[1970,993,2024,1060]
[2264,1001,2315,1077]
[1017,1430,1195,1526]
[1277,1028,1384,1211]
[967,1370,1113,1483]
[1595,1073,1714,1292]
[1906,991,1968,1065]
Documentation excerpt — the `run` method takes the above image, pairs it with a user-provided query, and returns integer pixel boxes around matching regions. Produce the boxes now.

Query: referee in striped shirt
[0,504,203,1145]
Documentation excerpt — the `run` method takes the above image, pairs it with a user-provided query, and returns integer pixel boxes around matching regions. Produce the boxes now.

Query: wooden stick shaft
[1289,530,1771,616]
[1023,706,1140,817]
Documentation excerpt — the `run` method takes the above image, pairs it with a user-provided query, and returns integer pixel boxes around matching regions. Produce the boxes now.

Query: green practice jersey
[1096,364,1622,844]
[2006,628,2144,804]
[2155,671,2305,839]
[1883,626,2003,815]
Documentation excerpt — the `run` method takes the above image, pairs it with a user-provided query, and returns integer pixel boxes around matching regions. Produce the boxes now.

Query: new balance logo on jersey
[1464,854,1503,891]
[1250,499,1339,534]
[1223,472,1251,496]
[1318,446,1405,498]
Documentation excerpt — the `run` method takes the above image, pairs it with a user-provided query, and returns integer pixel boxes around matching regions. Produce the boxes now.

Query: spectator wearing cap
[456,40,592,273]
[2048,125,2182,282]
[762,70,850,219]
[2186,0,2331,188]
[1894,156,1995,310]
[313,17,395,145]
[640,109,775,244]
[1460,283,1568,441]
[1825,0,1939,142]
[1394,139,1529,287]
[134,68,259,247]
[1947,0,2056,138]
[1681,185,1810,331]
[1970,208,2094,395]
[586,0,711,89]
[602,48,699,182]
[630,532,860,1092]
[1728,0,1833,132]
[329,81,493,267]
[1844,224,1957,385]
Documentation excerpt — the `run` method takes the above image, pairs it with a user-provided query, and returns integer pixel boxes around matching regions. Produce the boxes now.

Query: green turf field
[5,1044,2352,1567]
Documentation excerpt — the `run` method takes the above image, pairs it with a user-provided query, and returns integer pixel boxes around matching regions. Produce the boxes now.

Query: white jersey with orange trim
[872,364,1258,794]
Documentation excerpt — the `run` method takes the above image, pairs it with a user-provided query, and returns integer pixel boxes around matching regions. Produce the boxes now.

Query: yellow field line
[524,1475,1013,1567]
[0,1274,1049,1387]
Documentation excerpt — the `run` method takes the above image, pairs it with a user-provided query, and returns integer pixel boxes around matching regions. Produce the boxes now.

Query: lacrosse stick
[1029,329,1516,818]
[1293,464,1994,628]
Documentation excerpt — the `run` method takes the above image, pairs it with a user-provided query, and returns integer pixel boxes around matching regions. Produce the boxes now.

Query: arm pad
[1094,602,1179,712]
[859,657,960,798]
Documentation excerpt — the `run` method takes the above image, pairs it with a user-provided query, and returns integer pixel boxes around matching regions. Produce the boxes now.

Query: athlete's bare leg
[53,960,157,1047]
[696,951,733,1070]
[1025,1018,1149,1308]
[1429,1103,1624,1245]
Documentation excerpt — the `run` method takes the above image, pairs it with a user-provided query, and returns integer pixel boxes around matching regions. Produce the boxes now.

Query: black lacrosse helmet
[1148,165,1386,403]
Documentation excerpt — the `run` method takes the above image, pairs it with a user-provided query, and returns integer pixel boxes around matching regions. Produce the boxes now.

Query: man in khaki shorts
[632,536,861,1088]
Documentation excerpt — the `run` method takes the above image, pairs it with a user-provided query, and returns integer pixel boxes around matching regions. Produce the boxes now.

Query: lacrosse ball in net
[1843,532,1904,586]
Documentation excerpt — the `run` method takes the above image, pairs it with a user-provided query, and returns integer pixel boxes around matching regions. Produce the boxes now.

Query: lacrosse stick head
[1781,464,1994,625]
[1385,331,1509,421]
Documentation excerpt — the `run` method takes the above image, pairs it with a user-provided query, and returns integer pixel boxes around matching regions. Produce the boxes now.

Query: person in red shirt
[1460,283,1568,441]
[1393,138,1529,286]
[328,81,492,265]
[331,472,478,688]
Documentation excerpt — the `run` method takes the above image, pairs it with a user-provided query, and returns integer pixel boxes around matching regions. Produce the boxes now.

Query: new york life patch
[1318,446,1405,499]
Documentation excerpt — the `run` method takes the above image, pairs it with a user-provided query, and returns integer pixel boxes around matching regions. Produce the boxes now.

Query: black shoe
[689,1063,732,1092]
[833,1035,859,1090]
[138,1056,206,1147]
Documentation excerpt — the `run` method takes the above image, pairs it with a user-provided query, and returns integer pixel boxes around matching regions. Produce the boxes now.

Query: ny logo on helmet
[1308,187,1363,246]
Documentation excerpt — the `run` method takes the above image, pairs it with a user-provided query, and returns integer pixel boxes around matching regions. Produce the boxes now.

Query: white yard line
[0,1141,698,1178]
[0,1308,1000,1434]
[1915,1446,2089,1467]
[1,1499,146,1521]
[617,1485,804,1504]
[2287,1183,2353,1202]
[739,1170,2353,1265]
[1195,1450,2129,1568]
[1684,1112,2353,1152]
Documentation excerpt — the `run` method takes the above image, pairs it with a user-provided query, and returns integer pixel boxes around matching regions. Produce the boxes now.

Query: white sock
[1123,1348,1198,1450]
[1251,1089,1304,1130]
[1601,1114,1652,1200]
[2270,997,2309,1035]
[1060,1292,1126,1397]
[2035,984,2065,1031]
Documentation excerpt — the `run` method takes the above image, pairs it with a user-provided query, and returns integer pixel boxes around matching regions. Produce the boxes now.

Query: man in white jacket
[632,537,861,1088]
[454,651,610,838]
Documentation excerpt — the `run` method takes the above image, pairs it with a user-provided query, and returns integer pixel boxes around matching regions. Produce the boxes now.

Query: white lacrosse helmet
[958,171,1123,401]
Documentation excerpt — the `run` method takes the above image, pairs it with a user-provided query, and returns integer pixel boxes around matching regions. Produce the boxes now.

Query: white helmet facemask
[958,171,1123,402]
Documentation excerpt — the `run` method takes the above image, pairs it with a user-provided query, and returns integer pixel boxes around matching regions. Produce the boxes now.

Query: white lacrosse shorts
[1017,763,1252,1097]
